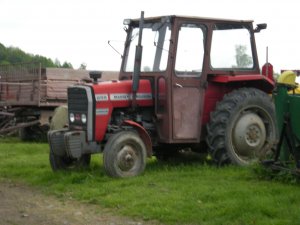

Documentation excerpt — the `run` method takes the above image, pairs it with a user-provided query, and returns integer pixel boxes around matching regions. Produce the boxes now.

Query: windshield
[123,20,171,72]
[210,24,254,69]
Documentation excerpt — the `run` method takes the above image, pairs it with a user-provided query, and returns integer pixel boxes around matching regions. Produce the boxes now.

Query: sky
[0,0,299,73]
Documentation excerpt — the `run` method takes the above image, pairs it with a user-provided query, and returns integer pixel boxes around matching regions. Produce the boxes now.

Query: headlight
[81,114,87,124]
[123,19,131,25]
[69,113,75,123]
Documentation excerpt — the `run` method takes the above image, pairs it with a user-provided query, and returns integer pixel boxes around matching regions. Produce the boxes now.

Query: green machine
[265,82,300,175]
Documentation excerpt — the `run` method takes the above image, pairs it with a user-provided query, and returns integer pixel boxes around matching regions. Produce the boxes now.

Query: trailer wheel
[206,88,277,166]
[19,127,32,141]
[103,131,147,178]
[49,152,91,171]
[19,124,49,142]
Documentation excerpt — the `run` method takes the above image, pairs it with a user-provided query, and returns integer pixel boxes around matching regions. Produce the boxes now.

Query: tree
[235,45,252,68]
[79,63,87,70]
[33,55,56,67]
[0,42,73,68]
[62,61,73,69]
[0,43,7,61]
[54,58,61,67]
[0,60,10,65]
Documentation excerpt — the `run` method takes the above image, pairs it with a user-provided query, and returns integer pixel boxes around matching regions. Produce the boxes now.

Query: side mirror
[89,71,102,84]
[254,23,267,33]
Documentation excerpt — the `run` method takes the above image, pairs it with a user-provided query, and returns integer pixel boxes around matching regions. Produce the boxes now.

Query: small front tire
[49,152,91,171]
[103,131,147,178]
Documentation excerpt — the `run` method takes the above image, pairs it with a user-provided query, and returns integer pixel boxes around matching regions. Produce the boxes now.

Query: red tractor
[48,12,277,177]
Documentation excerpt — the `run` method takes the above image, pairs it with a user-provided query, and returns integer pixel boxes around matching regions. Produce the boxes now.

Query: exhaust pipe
[132,11,144,107]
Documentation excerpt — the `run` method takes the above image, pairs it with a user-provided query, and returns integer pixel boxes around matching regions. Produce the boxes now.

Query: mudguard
[122,120,153,157]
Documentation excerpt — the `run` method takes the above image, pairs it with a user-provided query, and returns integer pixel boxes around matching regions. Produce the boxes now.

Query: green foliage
[235,45,253,68]
[79,63,87,70]
[0,138,300,225]
[253,163,300,184]
[62,61,73,68]
[0,42,73,68]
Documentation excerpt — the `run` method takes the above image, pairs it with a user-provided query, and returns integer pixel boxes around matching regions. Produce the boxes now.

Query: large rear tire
[103,131,147,178]
[206,88,277,166]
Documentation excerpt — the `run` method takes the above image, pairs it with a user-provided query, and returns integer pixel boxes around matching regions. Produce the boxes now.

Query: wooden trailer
[0,62,118,139]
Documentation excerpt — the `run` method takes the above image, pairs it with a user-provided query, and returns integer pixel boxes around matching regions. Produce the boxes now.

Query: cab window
[210,24,253,69]
[175,24,206,76]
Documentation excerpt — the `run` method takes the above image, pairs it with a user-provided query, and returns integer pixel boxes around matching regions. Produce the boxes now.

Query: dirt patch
[0,180,159,225]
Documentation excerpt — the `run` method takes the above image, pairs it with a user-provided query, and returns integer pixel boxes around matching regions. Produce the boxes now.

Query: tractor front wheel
[103,131,147,178]
[49,152,91,171]
[49,105,90,171]
[206,88,277,166]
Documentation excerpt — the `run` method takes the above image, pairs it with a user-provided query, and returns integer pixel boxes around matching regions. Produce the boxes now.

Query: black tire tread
[206,87,275,165]
[49,151,91,171]
[103,131,147,178]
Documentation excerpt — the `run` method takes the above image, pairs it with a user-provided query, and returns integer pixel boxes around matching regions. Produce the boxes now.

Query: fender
[203,74,275,125]
[123,120,153,157]
[208,74,275,92]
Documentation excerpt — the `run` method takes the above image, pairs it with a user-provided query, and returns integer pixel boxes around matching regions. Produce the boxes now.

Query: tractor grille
[68,87,89,130]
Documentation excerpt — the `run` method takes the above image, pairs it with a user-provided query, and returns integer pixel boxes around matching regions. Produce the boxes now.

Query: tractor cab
[119,14,270,144]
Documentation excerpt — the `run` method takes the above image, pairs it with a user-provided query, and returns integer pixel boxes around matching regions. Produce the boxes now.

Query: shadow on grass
[144,150,215,175]
[44,150,214,182]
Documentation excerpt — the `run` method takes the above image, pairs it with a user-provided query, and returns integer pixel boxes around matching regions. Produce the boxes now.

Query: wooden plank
[0,81,40,105]
[1,63,119,107]
[45,68,119,81]
[102,71,119,81]
[0,120,40,134]
[45,68,89,80]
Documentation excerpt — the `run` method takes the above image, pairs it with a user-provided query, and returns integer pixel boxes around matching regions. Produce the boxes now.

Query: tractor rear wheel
[103,131,147,178]
[206,88,277,166]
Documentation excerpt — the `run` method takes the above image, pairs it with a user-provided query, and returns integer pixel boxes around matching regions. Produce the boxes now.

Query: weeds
[1,138,300,225]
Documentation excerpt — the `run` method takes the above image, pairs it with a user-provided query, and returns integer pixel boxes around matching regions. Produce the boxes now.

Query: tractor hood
[92,79,153,107]
[91,79,153,141]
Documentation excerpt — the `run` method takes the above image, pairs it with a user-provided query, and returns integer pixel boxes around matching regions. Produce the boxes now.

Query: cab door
[171,22,207,141]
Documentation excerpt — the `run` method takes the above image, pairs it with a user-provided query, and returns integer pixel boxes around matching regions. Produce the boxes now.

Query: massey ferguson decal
[110,93,152,101]
[95,93,152,101]
[96,108,109,115]
[95,94,109,101]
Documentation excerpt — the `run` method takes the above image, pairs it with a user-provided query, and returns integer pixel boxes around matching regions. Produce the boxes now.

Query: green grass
[1,138,300,225]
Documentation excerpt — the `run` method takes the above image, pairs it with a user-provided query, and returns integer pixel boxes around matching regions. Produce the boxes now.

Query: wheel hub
[117,145,137,172]
[233,112,266,157]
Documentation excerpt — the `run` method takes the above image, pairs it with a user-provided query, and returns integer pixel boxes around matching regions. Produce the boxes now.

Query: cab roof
[128,15,253,24]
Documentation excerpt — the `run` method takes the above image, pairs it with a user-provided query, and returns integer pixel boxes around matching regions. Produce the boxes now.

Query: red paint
[202,73,275,126]
[202,83,232,125]
[208,74,275,85]
[262,63,274,81]
[93,79,153,141]
[122,120,153,156]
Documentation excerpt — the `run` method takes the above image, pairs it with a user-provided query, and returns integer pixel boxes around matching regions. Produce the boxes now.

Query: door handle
[174,83,183,88]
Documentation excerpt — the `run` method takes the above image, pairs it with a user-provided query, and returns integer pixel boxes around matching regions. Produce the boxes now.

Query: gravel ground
[0,181,159,225]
